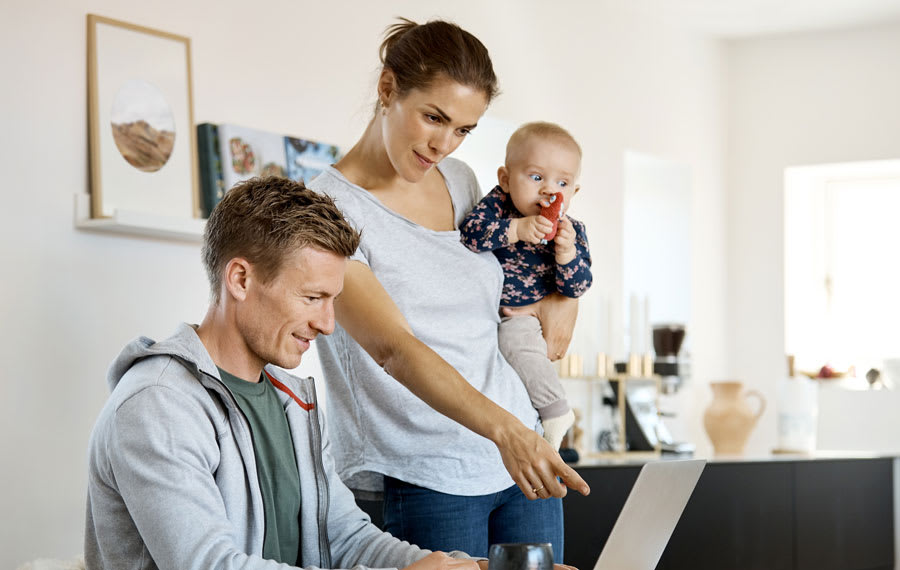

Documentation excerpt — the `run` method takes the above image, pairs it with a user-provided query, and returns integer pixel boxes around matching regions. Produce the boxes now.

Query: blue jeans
[382,477,564,562]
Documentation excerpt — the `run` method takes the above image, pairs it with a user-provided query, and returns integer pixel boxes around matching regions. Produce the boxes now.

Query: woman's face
[380,73,489,183]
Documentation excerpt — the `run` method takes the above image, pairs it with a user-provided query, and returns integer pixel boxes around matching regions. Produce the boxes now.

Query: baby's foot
[541,409,575,450]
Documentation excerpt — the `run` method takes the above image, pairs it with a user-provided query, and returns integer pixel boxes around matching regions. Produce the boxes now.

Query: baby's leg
[499,314,574,449]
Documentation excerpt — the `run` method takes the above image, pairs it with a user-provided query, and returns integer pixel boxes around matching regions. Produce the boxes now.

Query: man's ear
[223,258,253,302]
[497,165,510,192]
[377,68,399,110]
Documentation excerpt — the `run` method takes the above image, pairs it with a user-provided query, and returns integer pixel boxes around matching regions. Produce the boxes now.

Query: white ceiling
[638,0,900,37]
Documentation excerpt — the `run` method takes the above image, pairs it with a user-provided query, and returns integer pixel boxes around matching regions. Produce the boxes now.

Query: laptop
[592,459,705,570]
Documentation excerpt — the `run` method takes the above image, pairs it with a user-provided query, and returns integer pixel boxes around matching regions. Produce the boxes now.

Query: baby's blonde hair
[505,121,582,165]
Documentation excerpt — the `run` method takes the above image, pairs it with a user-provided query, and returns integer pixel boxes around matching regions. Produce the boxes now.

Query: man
[84,177,480,570]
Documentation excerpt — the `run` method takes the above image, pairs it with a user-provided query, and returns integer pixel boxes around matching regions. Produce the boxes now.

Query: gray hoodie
[85,323,438,570]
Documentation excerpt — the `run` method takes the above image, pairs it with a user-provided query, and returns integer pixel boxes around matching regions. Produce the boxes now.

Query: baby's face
[499,136,580,217]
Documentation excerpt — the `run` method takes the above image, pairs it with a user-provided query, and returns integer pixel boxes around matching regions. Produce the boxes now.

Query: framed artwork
[87,14,198,219]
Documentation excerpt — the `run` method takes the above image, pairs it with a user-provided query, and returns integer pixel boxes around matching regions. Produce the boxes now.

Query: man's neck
[196,303,264,383]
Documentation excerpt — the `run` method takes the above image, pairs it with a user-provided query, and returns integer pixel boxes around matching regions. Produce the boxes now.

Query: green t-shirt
[218,367,301,565]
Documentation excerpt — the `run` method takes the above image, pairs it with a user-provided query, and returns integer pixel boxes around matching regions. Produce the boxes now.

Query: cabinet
[563,457,895,570]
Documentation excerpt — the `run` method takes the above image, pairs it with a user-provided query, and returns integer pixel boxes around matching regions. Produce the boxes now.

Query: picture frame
[87,14,198,220]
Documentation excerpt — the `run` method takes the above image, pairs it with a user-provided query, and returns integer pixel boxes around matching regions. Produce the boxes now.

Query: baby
[460,121,592,449]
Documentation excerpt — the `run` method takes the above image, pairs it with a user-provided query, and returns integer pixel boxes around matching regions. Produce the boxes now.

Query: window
[784,160,900,385]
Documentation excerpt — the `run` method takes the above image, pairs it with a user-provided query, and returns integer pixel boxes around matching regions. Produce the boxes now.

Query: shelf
[74,193,205,242]
[560,374,662,457]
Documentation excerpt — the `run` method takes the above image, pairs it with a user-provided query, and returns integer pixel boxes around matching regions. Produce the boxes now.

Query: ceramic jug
[703,381,766,455]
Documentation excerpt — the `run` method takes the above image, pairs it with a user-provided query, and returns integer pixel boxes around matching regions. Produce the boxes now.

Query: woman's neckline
[325,161,461,235]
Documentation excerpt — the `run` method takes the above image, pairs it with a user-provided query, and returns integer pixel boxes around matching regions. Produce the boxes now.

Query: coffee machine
[613,323,694,454]
[652,324,694,453]
[653,324,687,393]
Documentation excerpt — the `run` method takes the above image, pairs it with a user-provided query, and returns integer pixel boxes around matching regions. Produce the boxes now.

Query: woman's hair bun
[378,17,499,103]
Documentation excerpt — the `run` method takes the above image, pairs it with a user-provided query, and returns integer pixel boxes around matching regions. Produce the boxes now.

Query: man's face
[236,246,346,371]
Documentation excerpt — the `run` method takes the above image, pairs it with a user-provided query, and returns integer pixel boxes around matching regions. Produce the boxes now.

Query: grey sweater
[85,323,438,570]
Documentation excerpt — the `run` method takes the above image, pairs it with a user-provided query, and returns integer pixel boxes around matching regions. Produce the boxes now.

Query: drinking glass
[488,543,553,570]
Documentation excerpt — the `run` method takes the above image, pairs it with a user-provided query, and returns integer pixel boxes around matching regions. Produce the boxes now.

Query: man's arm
[334,261,589,499]
[108,382,482,570]
[106,386,287,569]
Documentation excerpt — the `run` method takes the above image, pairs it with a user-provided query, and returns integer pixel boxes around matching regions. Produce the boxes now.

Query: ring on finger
[532,485,545,494]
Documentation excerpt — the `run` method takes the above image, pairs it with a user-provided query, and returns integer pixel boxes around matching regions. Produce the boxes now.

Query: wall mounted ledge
[74,193,205,242]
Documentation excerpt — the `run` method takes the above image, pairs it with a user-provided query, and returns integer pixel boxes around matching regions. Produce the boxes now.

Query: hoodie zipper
[266,369,333,568]
[302,379,332,569]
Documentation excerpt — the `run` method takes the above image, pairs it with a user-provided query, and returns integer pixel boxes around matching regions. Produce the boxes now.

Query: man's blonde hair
[505,121,582,165]
[202,176,360,304]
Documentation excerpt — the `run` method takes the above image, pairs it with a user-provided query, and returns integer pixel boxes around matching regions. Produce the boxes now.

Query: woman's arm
[335,260,590,499]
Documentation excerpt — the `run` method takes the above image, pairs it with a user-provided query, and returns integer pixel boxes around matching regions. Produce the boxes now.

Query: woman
[309,18,588,560]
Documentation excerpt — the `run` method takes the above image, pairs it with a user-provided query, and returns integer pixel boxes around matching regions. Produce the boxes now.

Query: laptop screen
[593,460,705,570]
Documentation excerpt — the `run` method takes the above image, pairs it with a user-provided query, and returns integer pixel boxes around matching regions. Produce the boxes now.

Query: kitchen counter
[564,454,896,570]
[571,449,898,467]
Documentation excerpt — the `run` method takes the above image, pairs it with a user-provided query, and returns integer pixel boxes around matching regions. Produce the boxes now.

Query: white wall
[726,20,900,455]
[0,0,728,565]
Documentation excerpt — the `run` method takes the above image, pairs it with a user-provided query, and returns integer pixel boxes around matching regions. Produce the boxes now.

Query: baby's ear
[497,166,510,191]
[573,184,580,195]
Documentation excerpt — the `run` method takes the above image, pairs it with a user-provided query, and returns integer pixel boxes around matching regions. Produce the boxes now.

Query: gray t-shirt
[309,158,540,496]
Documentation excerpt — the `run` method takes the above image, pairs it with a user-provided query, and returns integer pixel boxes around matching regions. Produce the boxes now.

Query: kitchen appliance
[653,323,687,393]
[606,378,692,454]
[605,323,694,454]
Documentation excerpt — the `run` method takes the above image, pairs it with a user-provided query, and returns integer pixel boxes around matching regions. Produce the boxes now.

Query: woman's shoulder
[439,157,483,215]
[307,168,374,222]
[439,156,478,186]
[308,167,355,198]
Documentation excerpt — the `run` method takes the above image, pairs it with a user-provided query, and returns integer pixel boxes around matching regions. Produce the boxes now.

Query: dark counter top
[572,449,898,468]
[563,452,895,570]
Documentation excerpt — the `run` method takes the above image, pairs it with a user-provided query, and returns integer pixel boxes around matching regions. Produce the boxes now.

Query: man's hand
[509,215,555,245]
[404,552,480,570]
[553,218,577,265]
[501,294,578,361]
[494,420,590,499]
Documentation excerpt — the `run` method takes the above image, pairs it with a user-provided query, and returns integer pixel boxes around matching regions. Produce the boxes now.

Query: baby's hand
[554,218,577,264]
[510,215,555,244]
